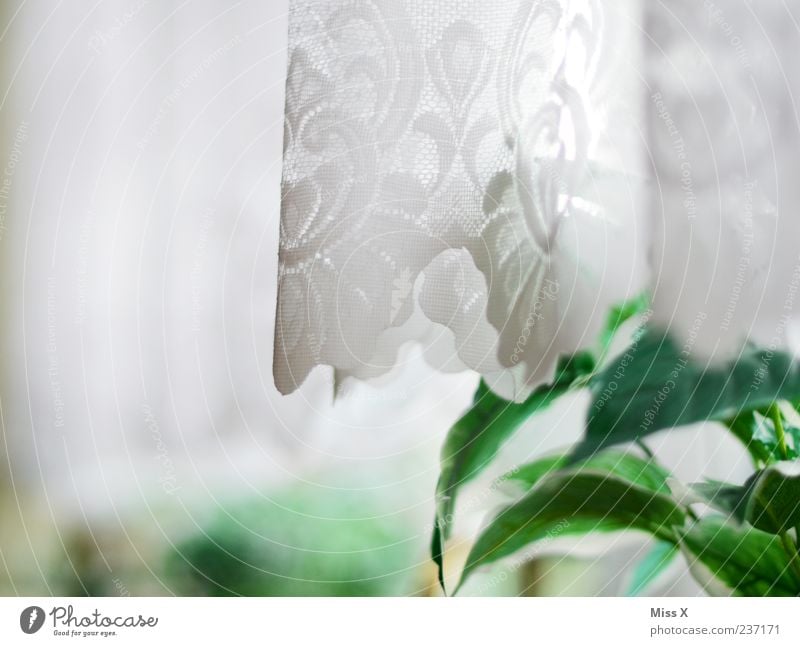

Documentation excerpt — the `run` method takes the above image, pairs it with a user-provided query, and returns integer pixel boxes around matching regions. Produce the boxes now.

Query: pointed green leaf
[457,456,685,591]
[598,293,650,357]
[430,352,594,592]
[686,479,751,522]
[625,540,678,596]
[504,450,672,496]
[679,516,800,596]
[576,451,673,494]
[575,328,800,460]
[433,353,594,543]
[430,522,445,594]
[744,462,800,535]
[726,410,800,466]
[503,455,567,490]
[726,412,780,465]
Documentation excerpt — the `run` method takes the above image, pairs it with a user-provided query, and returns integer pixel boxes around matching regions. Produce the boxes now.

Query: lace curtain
[274,0,800,398]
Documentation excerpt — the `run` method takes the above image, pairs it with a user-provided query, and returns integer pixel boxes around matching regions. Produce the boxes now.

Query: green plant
[431,298,800,596]
[166,487,418,596]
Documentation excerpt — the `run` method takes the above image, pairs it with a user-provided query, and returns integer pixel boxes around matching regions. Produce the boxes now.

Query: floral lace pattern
[274,0,647,398]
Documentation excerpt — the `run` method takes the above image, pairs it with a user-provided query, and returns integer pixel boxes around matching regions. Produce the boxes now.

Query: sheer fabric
[275,0,800,397]
[647,1,800,361]
[274,0,647,398]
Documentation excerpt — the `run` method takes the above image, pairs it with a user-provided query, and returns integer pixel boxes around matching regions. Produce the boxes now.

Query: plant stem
[768,403,789,460]
[767,405,800,568]
[779,531,800,582]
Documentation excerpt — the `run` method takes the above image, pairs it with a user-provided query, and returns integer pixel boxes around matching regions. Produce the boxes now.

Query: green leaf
[457,454,685,592]
[679,516,800,596]
[685,467,800,536]
[744,462,800,535]
[431,352,595,589]
[726,412,780,465]
[504,450,671,495]
[625,540,678,596]
[436,352,595,537]
[598,293,650,357]
[503,455,567,490]
[686,479,751,522]
[430,522,445,594]
[575,327,800,460]
[726,410,800,466]
[576,451,673,494]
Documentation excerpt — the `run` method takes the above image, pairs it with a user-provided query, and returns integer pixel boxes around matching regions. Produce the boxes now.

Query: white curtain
[647,1,800,359]
[275,0,800,397]
[0,1,477,595]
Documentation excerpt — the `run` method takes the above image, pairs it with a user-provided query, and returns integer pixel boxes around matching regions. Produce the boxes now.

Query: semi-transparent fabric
[274,0,648,398]
[647,1,800,361]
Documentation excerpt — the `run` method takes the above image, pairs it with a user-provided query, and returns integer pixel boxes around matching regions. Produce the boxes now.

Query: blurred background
[0,0,753,597]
